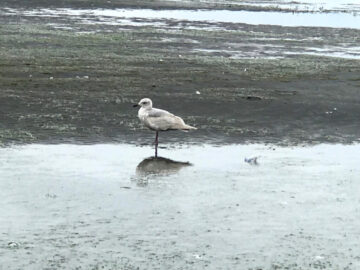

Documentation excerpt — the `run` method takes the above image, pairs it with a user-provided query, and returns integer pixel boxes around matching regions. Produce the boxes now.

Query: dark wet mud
[1,1,360,146]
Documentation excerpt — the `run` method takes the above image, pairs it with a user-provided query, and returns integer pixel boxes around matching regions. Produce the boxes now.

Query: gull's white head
[134,98,153,109]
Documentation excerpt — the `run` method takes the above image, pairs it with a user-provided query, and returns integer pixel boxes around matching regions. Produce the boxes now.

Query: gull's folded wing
[147,108,185,131]
[148,108,174,117]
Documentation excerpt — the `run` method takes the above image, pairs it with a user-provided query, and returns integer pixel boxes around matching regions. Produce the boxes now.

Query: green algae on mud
[1,12,360,145]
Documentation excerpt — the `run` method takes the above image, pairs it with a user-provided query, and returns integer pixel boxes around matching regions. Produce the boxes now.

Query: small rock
[49,77,53,80]
[244,156,259,165]
[8,242,19,248]
[246,96,262,100]
[45,193,57,198]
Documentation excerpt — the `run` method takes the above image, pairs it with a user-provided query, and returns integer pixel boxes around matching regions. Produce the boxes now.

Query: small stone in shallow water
[244,156,259,165]
[8,242,19,248]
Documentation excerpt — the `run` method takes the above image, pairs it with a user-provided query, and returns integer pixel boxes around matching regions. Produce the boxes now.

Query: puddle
[1,143,359,268]
[287,45,360,59]
[194,44,360,60]
[193,46,286,59]
[239,0,360,13]
[2,7,360,29]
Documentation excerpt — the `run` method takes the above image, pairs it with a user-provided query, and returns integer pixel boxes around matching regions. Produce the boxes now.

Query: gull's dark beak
[133,104,139,108]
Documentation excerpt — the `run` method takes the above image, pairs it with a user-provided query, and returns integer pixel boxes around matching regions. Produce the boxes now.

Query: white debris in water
[196,91,201,95]
[192,254,203,259]
[49,77,53,80]
[315,255,325,260]
[326,107,338,114]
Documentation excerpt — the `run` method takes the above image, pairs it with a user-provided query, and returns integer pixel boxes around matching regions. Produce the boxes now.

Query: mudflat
[1,1,360,146]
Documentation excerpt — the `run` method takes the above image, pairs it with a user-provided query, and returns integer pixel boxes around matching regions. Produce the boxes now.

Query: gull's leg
[155,131,159,158]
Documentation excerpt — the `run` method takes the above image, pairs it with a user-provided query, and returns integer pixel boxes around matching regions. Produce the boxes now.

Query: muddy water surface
[1,143,359,269]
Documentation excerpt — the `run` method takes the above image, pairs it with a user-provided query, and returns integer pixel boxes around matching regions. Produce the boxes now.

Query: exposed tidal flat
[1,3,360,145]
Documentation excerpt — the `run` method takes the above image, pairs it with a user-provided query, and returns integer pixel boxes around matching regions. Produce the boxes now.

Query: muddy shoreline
[1,3,360,146]
[2,0,360,13]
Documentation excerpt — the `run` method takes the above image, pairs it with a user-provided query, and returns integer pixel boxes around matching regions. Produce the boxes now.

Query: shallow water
[1,143,359,269]
[2,7,360,29]
[239,0,360,12]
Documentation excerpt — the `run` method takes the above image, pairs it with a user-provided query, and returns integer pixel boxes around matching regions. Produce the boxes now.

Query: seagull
[133,98,196,157]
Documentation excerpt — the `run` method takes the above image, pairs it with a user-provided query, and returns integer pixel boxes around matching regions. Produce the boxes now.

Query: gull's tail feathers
[174,116,197,131]
[182,124,197,131]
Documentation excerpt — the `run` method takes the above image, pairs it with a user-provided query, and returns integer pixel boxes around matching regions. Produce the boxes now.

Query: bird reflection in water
[134,156,192,186]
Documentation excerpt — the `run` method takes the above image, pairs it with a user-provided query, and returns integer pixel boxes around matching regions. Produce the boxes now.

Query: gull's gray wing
[146,108,185,131]
[147,108,174,117]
